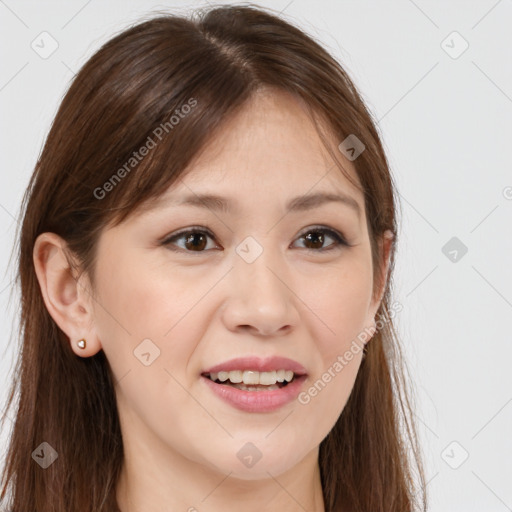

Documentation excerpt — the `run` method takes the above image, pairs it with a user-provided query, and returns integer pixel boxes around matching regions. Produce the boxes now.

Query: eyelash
[160,225,351,254]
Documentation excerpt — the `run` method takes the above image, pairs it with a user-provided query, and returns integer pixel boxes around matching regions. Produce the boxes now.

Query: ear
[363,229,394,342]
[33,232,102,357]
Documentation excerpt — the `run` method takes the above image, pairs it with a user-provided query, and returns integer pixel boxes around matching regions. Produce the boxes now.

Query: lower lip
[200,374,308,413]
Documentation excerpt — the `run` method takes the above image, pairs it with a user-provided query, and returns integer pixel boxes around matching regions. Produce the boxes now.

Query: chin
[212,449,303,481]
[228,461,296,481]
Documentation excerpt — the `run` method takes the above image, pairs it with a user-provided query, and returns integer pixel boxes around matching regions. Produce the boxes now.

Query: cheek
[90,259,206,430]
[289,253,372,426]
[92,255,214,380]
[298,254,373,364]
[94,250,185,339]
[294,263,371,439]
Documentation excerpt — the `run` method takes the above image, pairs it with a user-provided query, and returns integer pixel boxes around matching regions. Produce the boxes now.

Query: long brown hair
[0,4,427,511]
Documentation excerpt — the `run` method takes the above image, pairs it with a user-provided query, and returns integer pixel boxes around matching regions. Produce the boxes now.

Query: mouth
[199,356,308,411]
[199,370,308,413]
[201,369,302,391]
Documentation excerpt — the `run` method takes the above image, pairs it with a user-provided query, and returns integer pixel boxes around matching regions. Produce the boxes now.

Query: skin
[33,88,392,512]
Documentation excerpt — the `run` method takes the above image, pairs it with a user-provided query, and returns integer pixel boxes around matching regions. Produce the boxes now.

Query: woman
[0,4,427,511]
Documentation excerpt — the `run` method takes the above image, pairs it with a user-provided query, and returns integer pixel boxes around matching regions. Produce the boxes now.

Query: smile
[200,372,308,412]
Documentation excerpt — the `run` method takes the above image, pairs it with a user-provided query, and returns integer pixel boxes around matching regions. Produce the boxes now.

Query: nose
[220,247,300,337]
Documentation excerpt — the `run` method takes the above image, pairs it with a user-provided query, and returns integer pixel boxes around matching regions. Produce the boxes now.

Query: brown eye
[162,228,218,253]
[293,227,348,252]
[161,225,349,255]
[303,231,325,250]
[182,232,208,251]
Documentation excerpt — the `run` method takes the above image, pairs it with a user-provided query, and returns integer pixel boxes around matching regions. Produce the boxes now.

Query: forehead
[144,88,364,216]
[192,88,357,177]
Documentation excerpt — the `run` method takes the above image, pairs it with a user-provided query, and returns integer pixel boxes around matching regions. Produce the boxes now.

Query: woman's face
[88,89,388,480]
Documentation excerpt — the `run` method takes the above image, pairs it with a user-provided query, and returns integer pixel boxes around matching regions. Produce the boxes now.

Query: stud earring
[77,339,86,349]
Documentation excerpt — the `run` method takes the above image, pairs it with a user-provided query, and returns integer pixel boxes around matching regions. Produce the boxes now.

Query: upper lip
[201,356,307,376]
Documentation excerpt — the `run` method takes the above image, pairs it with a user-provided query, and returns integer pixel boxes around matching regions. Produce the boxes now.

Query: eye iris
[185,233,207,251]
[304,231,324,250]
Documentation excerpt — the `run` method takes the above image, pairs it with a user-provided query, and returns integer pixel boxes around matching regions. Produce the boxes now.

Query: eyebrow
[152,191,361,218]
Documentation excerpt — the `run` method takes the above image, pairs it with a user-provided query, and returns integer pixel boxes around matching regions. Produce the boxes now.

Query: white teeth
[243,370,260,385]
[207,369,296,385]
[227,370,242,383]
[217,371,229,382]
[258,370,277,386]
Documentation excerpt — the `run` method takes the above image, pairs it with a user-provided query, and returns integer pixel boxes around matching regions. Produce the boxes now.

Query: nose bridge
[235,234,286,301]
[223,234,298,334]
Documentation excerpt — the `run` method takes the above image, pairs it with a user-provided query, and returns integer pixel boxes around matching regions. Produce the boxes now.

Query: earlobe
[32,232,101,357]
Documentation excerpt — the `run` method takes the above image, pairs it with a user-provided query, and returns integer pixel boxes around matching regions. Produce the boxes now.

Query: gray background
[1,1,511,510]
